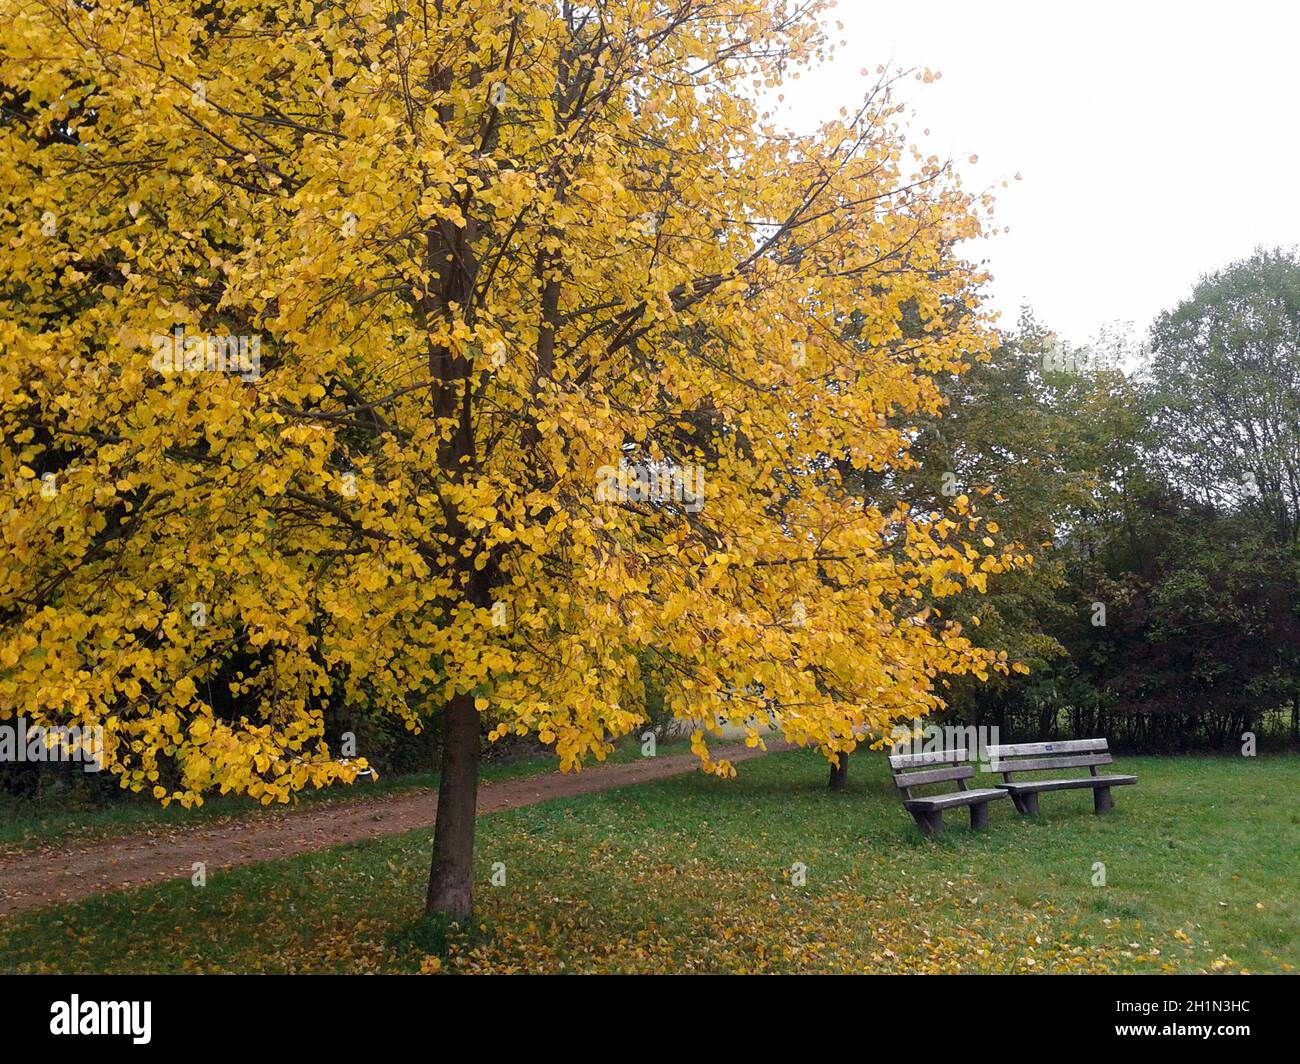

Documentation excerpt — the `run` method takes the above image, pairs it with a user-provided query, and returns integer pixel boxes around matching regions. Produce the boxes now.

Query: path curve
[0,741,783,916]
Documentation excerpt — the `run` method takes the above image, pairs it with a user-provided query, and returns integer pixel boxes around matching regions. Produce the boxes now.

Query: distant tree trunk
[1292,694,1299,745]
[828,753,849,790]
[425,691,481,921]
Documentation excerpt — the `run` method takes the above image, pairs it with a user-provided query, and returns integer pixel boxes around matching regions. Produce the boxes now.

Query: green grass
[0,736,692,856]
[1,750,1295,974]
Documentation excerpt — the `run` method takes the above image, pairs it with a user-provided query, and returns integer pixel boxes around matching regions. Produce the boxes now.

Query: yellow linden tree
[0,0,1026,918]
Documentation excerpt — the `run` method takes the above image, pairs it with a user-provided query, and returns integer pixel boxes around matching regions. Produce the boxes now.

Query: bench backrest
[986,739,1112,778]
[889,748,974,798]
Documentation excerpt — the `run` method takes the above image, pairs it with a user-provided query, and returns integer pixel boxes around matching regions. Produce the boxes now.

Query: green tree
[1148,247,1300,543]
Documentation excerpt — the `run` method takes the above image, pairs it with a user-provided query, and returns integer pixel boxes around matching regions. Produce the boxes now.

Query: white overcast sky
[779,0,1300,347]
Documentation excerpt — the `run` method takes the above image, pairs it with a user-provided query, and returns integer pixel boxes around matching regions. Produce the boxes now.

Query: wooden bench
[889,748,1008,837]
[986,739,1137,816]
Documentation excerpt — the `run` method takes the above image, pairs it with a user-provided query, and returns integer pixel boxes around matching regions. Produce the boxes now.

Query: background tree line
[917,247,1300,752]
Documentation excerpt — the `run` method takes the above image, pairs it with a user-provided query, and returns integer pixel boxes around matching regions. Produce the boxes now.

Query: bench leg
[969,802,990,830]
[911,809,945,837]
[1010,792,1039,816]
[1093,786,1114,814]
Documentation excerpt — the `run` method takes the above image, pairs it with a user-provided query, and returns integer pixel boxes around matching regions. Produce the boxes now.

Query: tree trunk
[828,753,849,791]
[1292,694,1299,745]
[425,690,482,921]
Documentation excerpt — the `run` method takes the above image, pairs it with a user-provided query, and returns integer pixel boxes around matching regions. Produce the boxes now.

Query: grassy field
[1,749,1295,974]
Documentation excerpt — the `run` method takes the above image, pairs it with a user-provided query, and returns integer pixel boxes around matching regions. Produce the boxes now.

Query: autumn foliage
[0,0,1025,916]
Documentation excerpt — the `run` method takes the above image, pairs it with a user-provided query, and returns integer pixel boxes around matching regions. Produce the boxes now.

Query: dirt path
[0,741,783,916]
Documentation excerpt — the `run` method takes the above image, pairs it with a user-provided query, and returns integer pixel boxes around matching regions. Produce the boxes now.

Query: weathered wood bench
[889,748,1008,837]
[986,739,1137,816]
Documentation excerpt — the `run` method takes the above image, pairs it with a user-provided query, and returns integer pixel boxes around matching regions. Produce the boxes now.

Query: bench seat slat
[903,788,1008,812]
[997,774,1137,794]
[986,739,1108,757]
[989,753,1112,773]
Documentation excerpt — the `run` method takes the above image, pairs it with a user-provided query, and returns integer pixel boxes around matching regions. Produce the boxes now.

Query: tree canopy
[1,0,1025,916]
